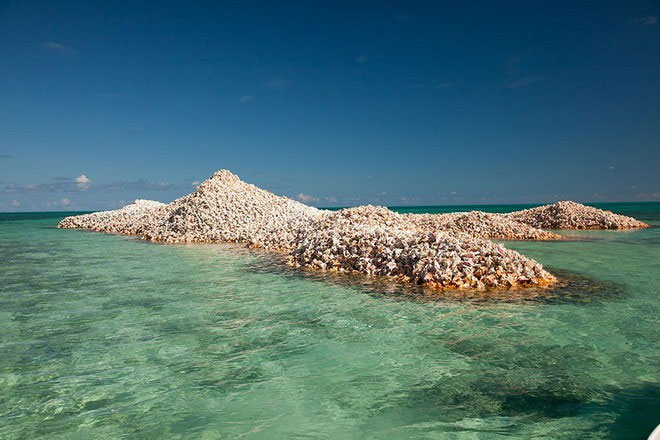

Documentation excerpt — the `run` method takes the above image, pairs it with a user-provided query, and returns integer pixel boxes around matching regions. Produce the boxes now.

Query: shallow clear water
[1,203,658,439]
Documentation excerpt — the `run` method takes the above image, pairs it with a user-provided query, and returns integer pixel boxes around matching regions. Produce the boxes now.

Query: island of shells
[58,170,648,290]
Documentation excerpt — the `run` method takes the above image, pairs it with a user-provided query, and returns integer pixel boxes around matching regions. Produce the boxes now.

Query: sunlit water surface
[1,203,658,439]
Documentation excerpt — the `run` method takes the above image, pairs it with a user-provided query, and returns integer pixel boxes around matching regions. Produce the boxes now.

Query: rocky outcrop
[507,201,649,230]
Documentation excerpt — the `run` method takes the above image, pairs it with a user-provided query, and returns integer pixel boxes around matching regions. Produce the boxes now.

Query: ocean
[1,202,658,439]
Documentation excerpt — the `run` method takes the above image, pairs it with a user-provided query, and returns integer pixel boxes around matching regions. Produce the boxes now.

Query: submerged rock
[507,201,649,230]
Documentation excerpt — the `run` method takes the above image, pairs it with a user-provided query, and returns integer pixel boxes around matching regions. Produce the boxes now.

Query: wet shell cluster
[57,170,647,291]
[405,211,562,240]
[507,201,649,230]
[286,207,555,289]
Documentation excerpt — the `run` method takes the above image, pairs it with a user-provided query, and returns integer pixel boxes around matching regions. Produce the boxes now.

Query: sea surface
[0,202,658,439]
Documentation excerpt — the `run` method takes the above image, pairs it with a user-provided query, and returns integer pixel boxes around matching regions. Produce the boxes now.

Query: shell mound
[141,170,322,247]
[58,170,559,290]
[508,201,649,230]
[57,199,167,234]
[287,206,555,289]
[405,211,562,240]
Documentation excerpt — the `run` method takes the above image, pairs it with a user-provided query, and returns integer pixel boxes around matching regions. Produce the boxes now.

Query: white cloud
[240,95,253,103]
[324,196,338,203]
[59,198,71,206]
[42,41,77,55]
[75,174,91,189]
[11,200,20,207]
[191,181,200,186]
[296,193,319,203]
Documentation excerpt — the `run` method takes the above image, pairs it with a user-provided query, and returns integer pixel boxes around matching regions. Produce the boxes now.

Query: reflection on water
[245,254,626,305]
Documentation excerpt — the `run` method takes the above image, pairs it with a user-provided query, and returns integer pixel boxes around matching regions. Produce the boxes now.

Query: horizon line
[2,199,659,214]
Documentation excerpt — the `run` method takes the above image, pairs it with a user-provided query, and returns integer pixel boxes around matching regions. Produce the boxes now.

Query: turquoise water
[1,203,658,439]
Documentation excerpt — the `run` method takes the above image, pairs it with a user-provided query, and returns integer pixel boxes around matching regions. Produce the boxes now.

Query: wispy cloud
[504,55,547,89]
[42,41,77,55]
[59,198,72,206]
[296,193,319,203]
[399,196,420,205]
[3,176,171,194]
[93,92,132,99]
[269,78,288,88]
[239,95,253,103]
[356,54,367,64]
[636,192,660,200]
[631,16,658,26]
[402,83,428,90]
[508,75,546,88]
[11,200,20,207]
[0,154,10,159]
[402,82,454,90]
[504,54,523,77]
[98,179,170,192]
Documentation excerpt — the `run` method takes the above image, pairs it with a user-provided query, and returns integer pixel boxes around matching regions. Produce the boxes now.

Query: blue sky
[1,0,659,211]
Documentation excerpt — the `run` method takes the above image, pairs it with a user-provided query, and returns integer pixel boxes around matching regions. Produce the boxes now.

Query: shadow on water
[242,253,626,305]
[371,374,659,438]
[601,383,660,440]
